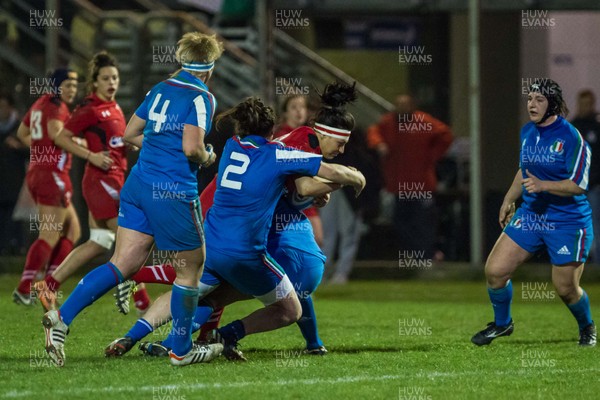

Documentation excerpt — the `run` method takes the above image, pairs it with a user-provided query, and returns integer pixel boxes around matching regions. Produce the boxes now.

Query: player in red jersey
[12,69,82,306]
[273,94,325,247]
[34,52,151,313]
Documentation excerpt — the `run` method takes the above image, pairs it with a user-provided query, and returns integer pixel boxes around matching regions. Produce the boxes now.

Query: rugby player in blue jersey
[42,32,225,366]
[472,79,596,346]
[110,96,365,361]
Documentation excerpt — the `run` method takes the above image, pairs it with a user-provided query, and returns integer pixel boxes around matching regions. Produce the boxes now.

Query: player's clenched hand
[522,169,546,193]
[313,193,330,208]
[89,151,113,171]
[352,170,366,197]
[200,144,217,168]
[499,201,516,228]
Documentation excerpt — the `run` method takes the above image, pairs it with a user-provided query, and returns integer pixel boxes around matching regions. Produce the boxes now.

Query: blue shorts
[200,248,293,305]
[118,172,204,251]
[268,245,324,299]
[504,208,593,265]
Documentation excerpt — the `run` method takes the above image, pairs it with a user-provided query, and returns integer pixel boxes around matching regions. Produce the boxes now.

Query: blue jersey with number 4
[204,135,323,256]
[519,116,592,228]
[132,70,216,198]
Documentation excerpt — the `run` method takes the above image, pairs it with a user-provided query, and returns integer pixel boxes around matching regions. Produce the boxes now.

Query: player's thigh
[204,281,252,309]
[110,226,154,277]
[272,246,324,297]
[36,204,68,245]
[62,203,81,242]
[208,249,294,306]
[485,232,533,284]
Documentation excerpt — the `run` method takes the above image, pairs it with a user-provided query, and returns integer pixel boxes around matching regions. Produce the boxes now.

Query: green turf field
[0,275,598,399]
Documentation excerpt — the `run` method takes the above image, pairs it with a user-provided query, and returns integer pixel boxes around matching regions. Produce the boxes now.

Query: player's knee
[89,228,115,250]
[281,295,302,325]
[554,282,579,302]
[484,263,510,288]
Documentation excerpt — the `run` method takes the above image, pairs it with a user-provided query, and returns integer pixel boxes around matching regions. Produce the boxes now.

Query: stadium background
[1,1,600,398]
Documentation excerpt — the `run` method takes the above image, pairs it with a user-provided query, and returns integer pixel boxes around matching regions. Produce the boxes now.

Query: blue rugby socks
[567,289,593,330]
[488,280,513,327]
[60,262,124,325]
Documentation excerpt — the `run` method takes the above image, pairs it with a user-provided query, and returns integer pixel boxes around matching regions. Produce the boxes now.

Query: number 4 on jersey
[149,93,170,132]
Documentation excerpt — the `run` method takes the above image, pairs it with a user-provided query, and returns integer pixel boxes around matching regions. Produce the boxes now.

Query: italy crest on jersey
[549,139,565,155]
[510,217,522,229]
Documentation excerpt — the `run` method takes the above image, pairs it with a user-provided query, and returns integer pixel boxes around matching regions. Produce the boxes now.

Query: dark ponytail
[314,81,357,131]
[87,51,118,93]
[216,97,275,138]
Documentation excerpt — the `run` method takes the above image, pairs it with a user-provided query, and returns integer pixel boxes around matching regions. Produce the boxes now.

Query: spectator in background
[0,91,27,254]
[571,89,600,261]
[274,95,308,137]
[321,129,381,284]
[274,95,324,247]
[368,94,453,261]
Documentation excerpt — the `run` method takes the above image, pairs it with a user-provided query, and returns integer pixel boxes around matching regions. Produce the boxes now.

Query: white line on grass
[2,368,600,398]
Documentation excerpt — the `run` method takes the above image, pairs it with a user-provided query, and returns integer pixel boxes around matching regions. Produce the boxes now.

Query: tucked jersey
[64,92,127,181]
[132,70,216,198]
[204,135,322,256]
[519,116,592,228]
[23,94,71,172]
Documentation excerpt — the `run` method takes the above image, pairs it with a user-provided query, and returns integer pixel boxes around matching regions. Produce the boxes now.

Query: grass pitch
[0,276,598,399]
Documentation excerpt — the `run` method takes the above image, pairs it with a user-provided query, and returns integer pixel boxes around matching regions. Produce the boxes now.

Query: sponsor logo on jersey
[510,218,522,228]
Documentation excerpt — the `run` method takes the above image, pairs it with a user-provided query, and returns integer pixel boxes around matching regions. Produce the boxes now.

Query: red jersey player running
[35,52,151,313]
[13,69,82,305]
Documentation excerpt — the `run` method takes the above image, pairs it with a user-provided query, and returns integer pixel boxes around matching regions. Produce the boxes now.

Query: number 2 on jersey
[148,93,170,132]
[221,152,250,190]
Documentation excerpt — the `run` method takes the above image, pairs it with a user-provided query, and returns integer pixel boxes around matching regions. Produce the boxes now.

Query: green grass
[0,275,599,399]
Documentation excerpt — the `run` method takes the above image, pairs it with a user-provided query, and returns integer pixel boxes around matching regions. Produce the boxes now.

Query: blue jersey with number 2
[204,135,323,256]
[132,70,216,198]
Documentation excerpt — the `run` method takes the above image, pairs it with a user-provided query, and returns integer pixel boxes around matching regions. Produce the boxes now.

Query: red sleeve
[47,102,70,123]
[278,126,315,153]
[200,175,218,219]
[303,206,319,218]
[64,105,94,137]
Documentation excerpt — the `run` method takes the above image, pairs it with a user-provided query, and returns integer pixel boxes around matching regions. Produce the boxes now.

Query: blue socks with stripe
[125,319,154,342]
[59,262,124,325]
[162,300,214,349]
[169,283,199,357]
[567,290,593,331]
[488,280,513,327]
[297,295,324,350]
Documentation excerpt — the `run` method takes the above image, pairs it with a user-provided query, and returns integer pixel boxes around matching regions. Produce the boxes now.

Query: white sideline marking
[2,368,600,398]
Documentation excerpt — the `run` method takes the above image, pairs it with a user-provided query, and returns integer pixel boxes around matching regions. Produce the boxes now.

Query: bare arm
[54,128,113,170]
[316,162,366,196]
[123,114,146,149]
[16,122,31,147]
[499,169,522,228]
[295,176,341,197]
[182,124,216,167]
